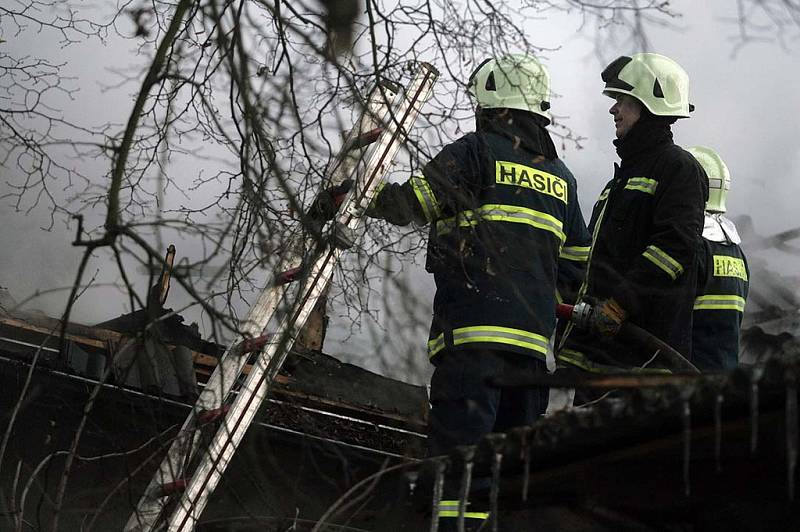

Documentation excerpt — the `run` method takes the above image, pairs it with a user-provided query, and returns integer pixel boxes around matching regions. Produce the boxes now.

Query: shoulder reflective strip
[694,294,746,312]
[624,177,658,195]
[642,245,684,280]
[560,245,590,262]
[409,175,441,222]
[452,326,549,356]
[598,188,610,201]
[428,333,446,357]
[435,204,566,243]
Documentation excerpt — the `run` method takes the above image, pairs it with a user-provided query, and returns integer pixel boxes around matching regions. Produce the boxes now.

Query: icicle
[521,428,532,502]
[714,393,724,473]
[457,447,475,532]
[429,459,447,532]
[405,469,419,498]
[682,397,692,497]
[490,452,503,532]
[750,366,764,454]
[486,434,505,532]
[786,377,798,501]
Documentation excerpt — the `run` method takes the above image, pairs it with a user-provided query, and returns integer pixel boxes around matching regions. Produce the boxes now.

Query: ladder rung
[344,127,383,152]
[274,266,303,286]
[152,479,187,499]
[197,405,230,424]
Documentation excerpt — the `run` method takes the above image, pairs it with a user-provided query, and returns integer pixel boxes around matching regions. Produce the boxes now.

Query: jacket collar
[477,107,558,160]
[613,116,674,163]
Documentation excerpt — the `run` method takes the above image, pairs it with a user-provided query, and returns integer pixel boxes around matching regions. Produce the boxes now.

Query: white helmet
[601,53,693,118]
[467,54,552,123]
[687,146,731,213]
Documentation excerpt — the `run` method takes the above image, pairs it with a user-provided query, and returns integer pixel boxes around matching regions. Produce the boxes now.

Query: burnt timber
[0,310,429,531]
[2,306,800,531]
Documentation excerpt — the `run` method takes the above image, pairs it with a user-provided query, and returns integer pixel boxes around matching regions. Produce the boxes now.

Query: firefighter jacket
[692,215,749,371]
[557,119,708,372]
[370,125,591,363]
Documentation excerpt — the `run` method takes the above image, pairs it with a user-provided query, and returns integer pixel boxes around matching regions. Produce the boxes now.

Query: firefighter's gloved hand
[309,179,353,221]
[591,298,627,337]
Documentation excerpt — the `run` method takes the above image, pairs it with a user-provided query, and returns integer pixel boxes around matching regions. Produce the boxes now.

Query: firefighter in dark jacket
[557,53,708,374]
[368,54,591,530]
[688,146,749,371]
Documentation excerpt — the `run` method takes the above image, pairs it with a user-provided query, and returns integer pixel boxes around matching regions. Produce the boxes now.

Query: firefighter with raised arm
[557,53,708,377]
[688,146,749,371]
[367,54,591,530]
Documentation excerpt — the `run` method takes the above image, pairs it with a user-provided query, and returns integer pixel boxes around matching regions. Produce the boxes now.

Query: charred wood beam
[489,372,706,389]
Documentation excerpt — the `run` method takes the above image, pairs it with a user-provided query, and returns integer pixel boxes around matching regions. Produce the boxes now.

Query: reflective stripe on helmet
[693,295,746,312]
[642,244,684,280]
[435,204,566,244]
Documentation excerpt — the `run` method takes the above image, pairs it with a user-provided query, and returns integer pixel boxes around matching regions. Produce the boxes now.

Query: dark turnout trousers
[428,349,549,531]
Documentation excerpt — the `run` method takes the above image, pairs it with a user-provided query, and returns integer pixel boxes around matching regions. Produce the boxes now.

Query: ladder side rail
[123,84,400,532]
[165,63,438,532]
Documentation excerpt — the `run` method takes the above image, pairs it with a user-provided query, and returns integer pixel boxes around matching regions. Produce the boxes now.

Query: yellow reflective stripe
[438,500,489,520]
[368,181,386,211]
[558,195,609,353]
[452,326,549,356]
[624,177,658,195]
[642,245,684,280]
[438,511,490,519]
[435,204,566,243]
[557,348,672,374]
[694,294,746,312]
[556,348,611,373]
[494,160,568,204]
[560,245,590,262]
[409,175,440,222]
[555,289,563,304]
[428,333,446,358]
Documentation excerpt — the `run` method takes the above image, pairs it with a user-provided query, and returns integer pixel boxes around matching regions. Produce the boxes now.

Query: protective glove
[308,179,353,221]
[591,298,627,337]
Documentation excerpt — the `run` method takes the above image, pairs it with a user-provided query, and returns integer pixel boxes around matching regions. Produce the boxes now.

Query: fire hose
[557,302,700,374]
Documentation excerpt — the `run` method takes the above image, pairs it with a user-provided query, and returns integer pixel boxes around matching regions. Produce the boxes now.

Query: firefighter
[557,53,708,376]
[688,146,749,371]
[367,54,591,530]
